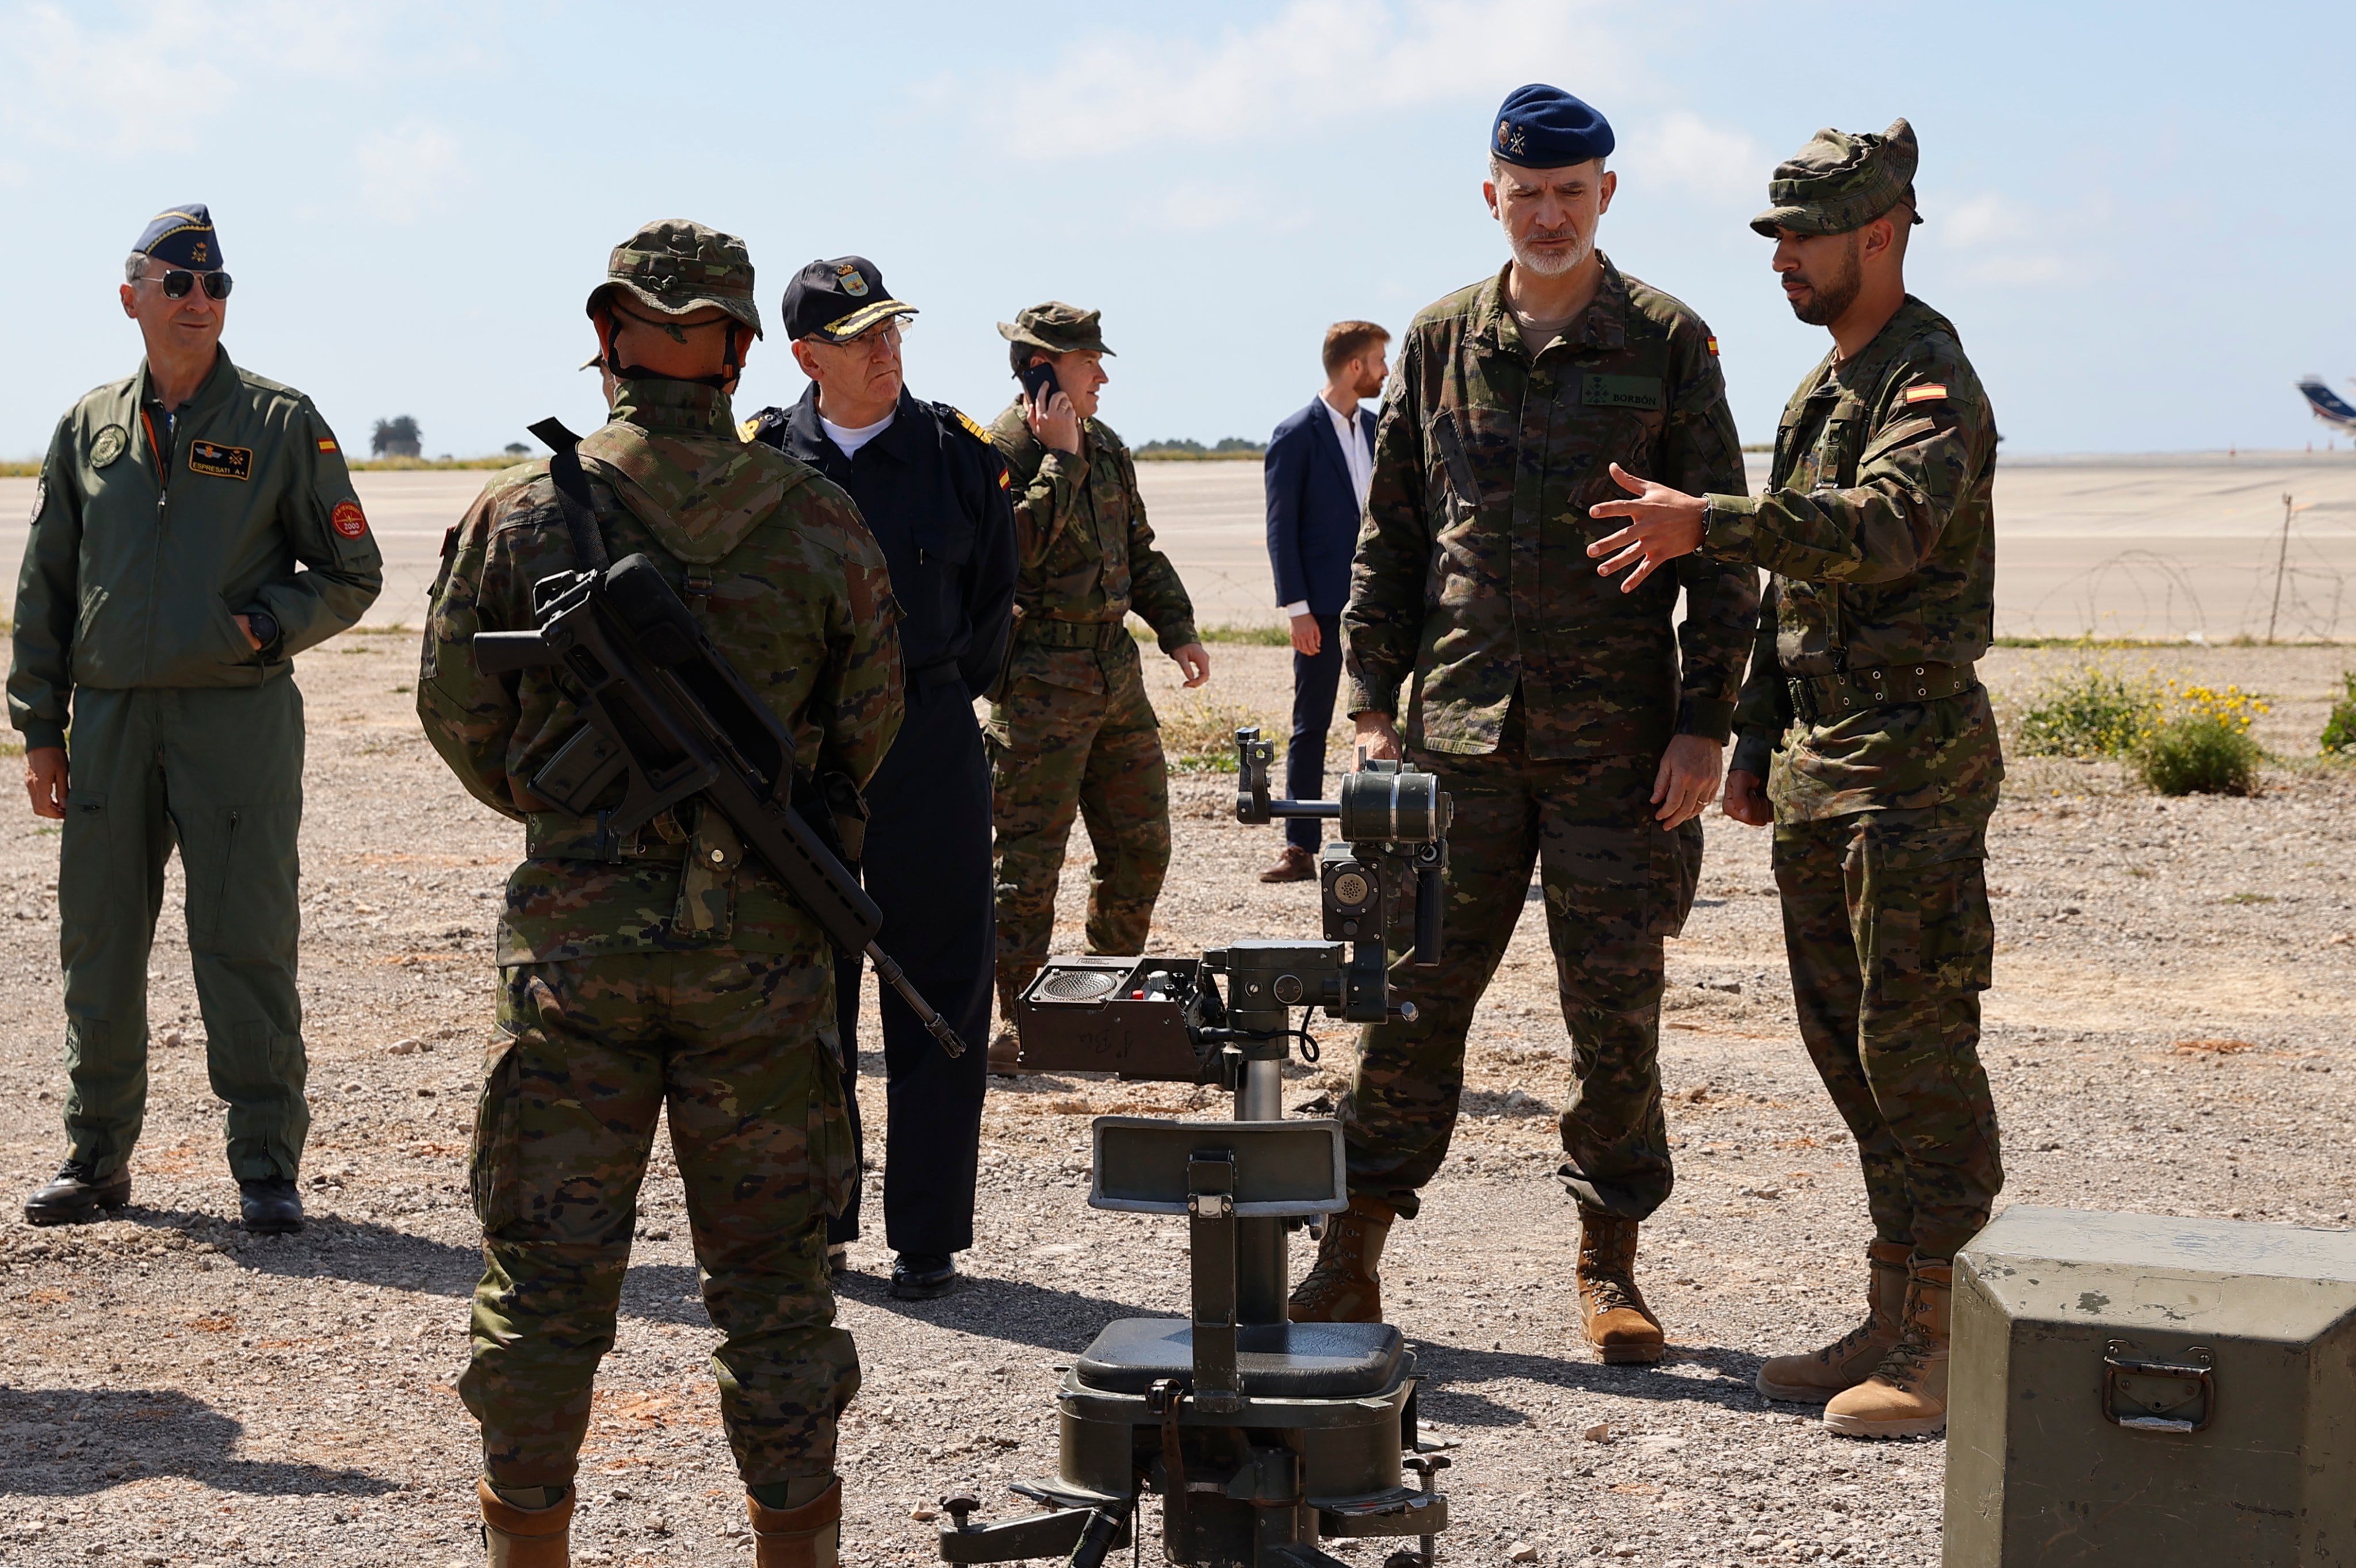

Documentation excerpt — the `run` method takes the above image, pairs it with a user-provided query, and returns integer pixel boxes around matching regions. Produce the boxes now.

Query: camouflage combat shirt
[417,377,902,963]
[988,403,1198,653]
[1343,258,1755,760]
[1710,296,2001,819]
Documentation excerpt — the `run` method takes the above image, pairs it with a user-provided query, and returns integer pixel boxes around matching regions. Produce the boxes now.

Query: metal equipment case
[1948,1206,2356,1565]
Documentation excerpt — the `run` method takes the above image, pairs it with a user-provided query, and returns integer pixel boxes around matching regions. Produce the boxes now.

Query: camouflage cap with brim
[1750,118,1926,239]
[996,301,1115,357]
[589,219,763,337]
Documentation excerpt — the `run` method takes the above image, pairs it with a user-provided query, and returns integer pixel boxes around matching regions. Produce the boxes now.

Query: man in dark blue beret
[11,205,381,1233]
[1300,87,1755,1370]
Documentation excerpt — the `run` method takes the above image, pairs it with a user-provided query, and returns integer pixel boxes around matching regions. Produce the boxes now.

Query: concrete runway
[5,449,2354,640]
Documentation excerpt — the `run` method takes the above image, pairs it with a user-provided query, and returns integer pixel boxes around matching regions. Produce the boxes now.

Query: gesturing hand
[1586,462,1708,592]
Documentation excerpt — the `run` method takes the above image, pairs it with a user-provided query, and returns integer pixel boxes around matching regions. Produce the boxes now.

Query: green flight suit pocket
[185,803,301,960]
[809,1028,856,1219]
[471,1031,525,1234]
[1848,819,1994,1007]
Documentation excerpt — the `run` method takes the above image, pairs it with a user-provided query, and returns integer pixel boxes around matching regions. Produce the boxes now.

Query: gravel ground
[2,633,2352,1568]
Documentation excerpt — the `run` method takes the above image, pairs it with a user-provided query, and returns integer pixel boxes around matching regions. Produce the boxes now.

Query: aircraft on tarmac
[2297,376,2356,435]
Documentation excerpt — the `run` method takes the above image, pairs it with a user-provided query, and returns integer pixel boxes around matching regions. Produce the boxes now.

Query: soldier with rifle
[418,220,901,1567]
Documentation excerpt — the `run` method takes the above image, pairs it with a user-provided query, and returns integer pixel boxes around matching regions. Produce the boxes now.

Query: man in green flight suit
[12,204,383,1234]
[418,221,901,1566]
[1295,86,1757,1366]
[985,303,1210,1069]
[1588,120,2002,1439]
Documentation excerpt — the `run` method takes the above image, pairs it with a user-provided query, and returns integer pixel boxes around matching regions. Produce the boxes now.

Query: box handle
[2101,1339,2216,1433]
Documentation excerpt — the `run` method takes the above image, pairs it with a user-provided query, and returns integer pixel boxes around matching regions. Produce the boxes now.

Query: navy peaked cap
[1491,85,1614,169]
[133,204,223,269]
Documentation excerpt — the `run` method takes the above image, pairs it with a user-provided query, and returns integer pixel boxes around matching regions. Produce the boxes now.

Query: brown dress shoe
[477,1478,573,1567]
[1287,1194,1395,1323]
[750,1477,843,1568]
[1259,845,1316,883]
[1576,1207,1665,1364]
[1755,1239,1912,1403]
[1824,1261,1953,1438]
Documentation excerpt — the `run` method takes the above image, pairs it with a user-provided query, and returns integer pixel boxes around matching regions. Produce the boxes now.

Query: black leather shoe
[24,1160,130,1226]
[891,1253,958,1300]
[238,1176,305,1234]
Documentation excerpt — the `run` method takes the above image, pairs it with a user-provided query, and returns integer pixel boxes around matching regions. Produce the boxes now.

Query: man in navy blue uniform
[1259,320,1389,881]
[746,257,1016,1301]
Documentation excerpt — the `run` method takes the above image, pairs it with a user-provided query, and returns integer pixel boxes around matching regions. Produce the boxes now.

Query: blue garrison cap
[1491,85,1614,169]
[133,204,223,269]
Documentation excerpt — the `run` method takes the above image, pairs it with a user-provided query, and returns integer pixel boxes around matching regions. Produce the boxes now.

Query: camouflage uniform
[1341,259,1755,1219]
[1713,125,2004,1264]
[985,303,1198,1001]
[416,223,900,1493]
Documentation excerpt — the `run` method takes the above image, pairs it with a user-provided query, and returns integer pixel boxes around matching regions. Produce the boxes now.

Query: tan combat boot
[1755,1239,1913,1403]
[1823,1261,1953,1438]
[749,1477,843,1568]
[477,1478,573,1567]
[1287,1194,1395,1324]
[988,975,1025,1077]
[1576,1208,1664,1364]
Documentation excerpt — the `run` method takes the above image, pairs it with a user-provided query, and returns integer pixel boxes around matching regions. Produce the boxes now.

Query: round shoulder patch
[89,424,128,468]
[28,478,47,526]
[330,500,369,539]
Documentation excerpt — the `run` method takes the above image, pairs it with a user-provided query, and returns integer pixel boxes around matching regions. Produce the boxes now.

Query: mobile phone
[1019,361,1061,411]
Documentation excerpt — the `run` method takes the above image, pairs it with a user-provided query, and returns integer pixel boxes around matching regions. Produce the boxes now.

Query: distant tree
[371,416,422,458]
[1211,437,1265,454]
[503,442,530,456]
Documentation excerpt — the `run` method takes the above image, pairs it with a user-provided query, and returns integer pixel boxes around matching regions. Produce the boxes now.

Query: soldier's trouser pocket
[809,1027,856,1220]
[1846,816,1994,1006]
[471,1032,524,1234]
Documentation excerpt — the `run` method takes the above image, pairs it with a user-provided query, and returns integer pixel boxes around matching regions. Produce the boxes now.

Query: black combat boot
[24,1160,131,1226]
[238,1176,305,1234]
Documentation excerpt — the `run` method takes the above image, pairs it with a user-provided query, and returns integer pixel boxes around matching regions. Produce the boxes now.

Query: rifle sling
[528,416,611,572]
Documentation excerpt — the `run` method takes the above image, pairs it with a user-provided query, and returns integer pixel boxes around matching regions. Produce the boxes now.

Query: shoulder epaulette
[941,403,991,445]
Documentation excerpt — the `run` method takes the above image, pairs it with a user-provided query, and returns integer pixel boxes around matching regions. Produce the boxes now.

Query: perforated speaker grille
[1040,967,1123,1001]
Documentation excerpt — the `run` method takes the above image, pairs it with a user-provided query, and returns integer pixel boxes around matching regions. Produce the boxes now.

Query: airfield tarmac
[5,448,2356,641]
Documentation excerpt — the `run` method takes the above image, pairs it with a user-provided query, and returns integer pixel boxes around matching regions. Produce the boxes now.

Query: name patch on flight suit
[188,440,253,480]
[1580,374,1663,411]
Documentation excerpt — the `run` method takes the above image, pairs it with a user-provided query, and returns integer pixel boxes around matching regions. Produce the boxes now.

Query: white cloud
[1626,111,1762,201]
[1934,192,2076,285]
[355,120,466,224]
[978,0,1619,160]
[0,1,399,154]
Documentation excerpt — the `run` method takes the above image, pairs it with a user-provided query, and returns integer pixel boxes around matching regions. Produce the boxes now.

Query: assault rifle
[471,550,966,1058]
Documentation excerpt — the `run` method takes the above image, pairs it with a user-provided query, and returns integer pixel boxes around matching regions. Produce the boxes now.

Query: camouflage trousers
[1340,741,1701,1222]
[459,947,859,1489]
[987,655,1169,995]
[1772,802,2003,1263]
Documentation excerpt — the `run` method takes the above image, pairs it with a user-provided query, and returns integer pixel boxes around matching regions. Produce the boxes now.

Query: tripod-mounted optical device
[936,731,1456,1568]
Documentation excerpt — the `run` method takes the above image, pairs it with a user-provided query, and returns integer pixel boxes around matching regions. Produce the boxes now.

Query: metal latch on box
[2102,1340,2216,1433]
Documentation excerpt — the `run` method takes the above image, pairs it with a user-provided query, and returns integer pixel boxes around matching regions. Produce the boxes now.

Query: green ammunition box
[1948,1206,2356,1565]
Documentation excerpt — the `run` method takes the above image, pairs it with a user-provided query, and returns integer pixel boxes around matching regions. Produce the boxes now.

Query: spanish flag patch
[1705,336,1719,357]
[1903,384,1949,404]
[998,469,1011,489]
[316,437,339,454]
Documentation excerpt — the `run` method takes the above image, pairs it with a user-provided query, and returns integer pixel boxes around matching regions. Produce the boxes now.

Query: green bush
[2017,666,2160,757]
[2320,671,2356,754]
[2135,714,2260,796]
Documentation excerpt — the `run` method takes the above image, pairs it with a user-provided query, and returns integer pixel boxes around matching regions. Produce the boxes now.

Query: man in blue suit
[1260,320,1390,881]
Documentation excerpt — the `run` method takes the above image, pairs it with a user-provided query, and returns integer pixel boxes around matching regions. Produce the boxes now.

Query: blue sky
[2,0,2349,460]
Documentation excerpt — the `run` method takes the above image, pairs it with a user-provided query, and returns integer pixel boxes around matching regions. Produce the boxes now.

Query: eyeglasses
[149,269,234,301]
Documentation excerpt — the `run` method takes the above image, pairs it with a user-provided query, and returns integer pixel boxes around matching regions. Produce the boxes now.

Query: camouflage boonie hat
[996,301,1114,357]
[1750,118,1926,239]
[589,219,763,336]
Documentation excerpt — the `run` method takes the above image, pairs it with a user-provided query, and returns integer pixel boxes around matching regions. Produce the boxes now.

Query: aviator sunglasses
[151,269,234,301]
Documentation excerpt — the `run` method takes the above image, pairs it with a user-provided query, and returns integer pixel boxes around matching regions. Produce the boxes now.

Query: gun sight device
[941,731,1456,1567]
